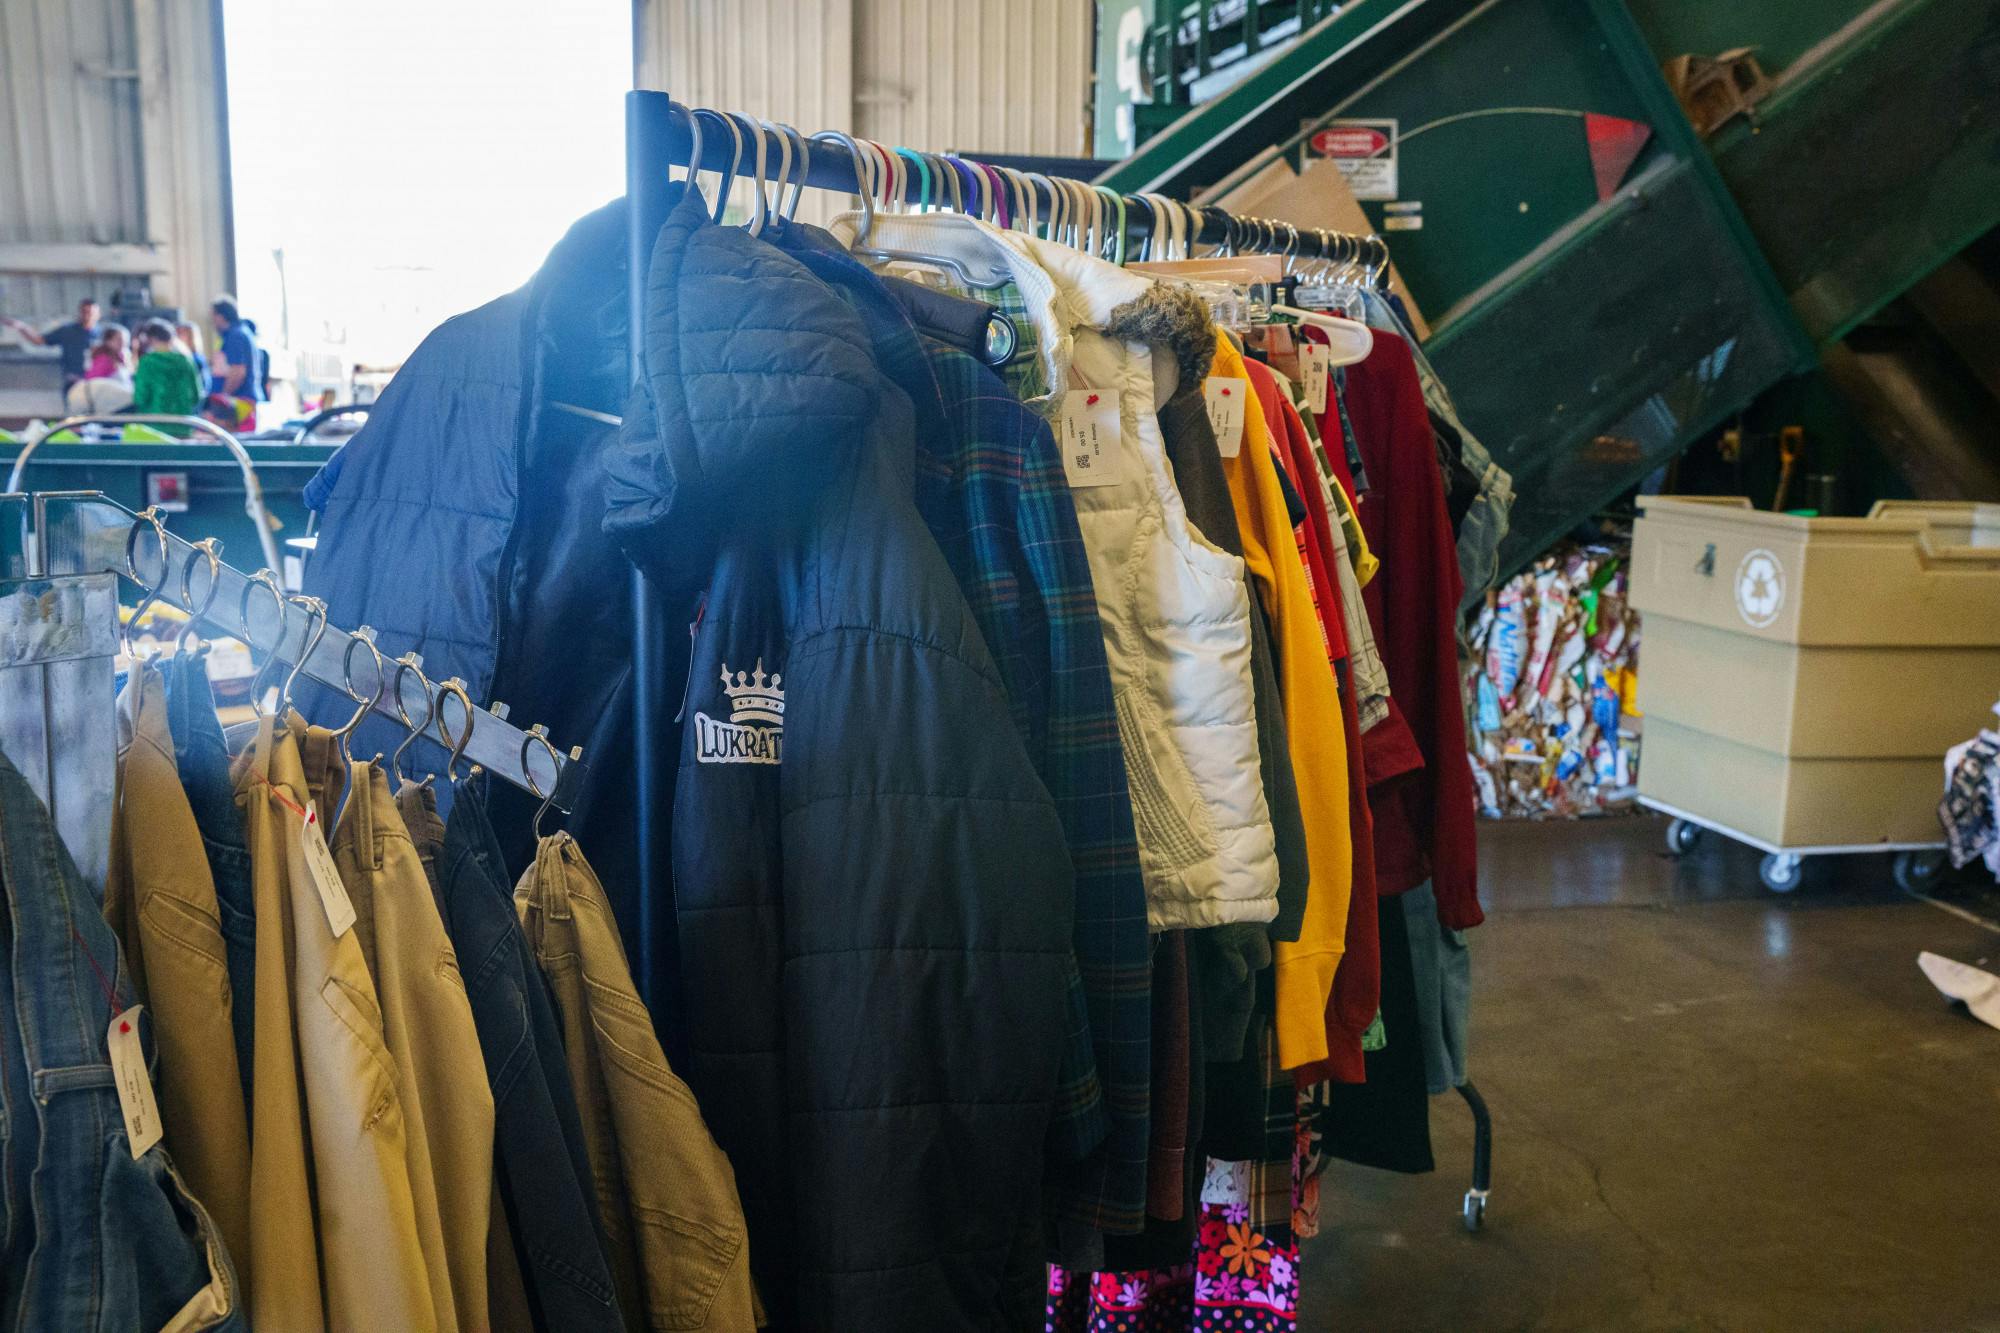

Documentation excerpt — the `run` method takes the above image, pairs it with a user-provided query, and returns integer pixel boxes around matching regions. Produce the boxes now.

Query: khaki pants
[104,663,253,1289]
[333,760,495,1332]
[234,716,433,1330]
[516,833,761,1331]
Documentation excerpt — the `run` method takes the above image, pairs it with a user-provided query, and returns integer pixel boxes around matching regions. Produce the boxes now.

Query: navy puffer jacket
[604,190,1074,1330]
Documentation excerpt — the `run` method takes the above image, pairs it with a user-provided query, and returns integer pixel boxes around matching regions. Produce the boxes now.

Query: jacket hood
[602,188,878,578]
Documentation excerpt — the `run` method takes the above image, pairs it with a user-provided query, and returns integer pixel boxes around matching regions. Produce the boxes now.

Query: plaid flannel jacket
[911,331,1156,1234]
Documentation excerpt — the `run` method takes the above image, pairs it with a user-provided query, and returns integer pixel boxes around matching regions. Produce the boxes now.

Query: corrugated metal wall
[637,0,1091,218]
[850,0,1092,158]
[0,0,230,322]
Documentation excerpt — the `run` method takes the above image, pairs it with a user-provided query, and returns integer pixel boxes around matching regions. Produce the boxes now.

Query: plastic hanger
[693,109,741,224]
[1272,303,1373,365]
[670,101,704,195]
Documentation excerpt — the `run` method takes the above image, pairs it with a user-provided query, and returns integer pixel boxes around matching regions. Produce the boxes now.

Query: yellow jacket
[1212,334,1355,1069]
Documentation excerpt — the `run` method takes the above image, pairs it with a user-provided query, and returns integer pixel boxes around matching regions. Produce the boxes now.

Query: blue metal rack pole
[626,88,677,1003]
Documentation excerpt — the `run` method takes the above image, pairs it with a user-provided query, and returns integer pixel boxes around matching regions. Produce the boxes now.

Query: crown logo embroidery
[720,660,784,726]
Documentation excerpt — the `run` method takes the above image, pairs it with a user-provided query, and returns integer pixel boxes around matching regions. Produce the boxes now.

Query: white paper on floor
[1918,951,2000,1030]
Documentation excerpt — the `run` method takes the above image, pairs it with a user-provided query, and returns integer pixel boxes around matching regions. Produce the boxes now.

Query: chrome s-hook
[520,723,565,840]
[434,676,480,784]
[389,652,436,789]
[122,505,170,659]
[331,626,388,762]
[175,537,223,656]
[278,594,330,715]
[238,568,290,716]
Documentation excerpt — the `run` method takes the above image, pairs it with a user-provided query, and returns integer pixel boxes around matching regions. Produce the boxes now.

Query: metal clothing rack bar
[629,89,1389,264]
[15,490,586,813]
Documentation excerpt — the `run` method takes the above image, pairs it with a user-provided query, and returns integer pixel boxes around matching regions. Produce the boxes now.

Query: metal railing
[6,414,283,572]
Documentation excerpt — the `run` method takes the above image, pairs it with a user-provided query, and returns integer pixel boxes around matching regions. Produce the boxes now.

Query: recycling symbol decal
[1734,548,1785,627]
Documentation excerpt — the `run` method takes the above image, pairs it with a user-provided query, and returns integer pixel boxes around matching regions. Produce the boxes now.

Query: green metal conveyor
[1098,0,2000,573]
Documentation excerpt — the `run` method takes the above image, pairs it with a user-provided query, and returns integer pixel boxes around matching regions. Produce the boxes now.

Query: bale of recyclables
[1465,539,1641,819]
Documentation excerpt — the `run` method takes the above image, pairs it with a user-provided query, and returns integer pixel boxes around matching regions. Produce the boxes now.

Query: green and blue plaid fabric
[912,334,1156,1235]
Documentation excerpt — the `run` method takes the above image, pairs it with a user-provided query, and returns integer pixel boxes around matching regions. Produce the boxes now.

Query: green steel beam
[1098,0,1482,196]
[1580,0,1815,374]
[1702,0,2000,344]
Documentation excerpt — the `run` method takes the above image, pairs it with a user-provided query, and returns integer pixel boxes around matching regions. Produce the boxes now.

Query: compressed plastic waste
[1466,540,1641,818]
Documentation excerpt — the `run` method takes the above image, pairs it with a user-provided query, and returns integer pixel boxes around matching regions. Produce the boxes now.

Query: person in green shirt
[130,319,203,436]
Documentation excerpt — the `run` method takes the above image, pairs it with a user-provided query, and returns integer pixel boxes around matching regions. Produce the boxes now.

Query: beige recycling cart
[1629,497,2000,892]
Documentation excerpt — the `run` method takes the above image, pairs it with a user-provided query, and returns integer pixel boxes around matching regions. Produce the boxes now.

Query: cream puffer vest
[993,231,1279,930]
[836,214,1280,929]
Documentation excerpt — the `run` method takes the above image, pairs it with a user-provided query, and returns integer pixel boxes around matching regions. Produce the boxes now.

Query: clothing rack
[619,90,1491,1240]
[5,490,587,813]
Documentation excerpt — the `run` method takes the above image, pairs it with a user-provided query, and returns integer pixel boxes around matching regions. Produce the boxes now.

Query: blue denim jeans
[437,785,624,1333]
[0,748,245,1330]
[163,649,257,1112]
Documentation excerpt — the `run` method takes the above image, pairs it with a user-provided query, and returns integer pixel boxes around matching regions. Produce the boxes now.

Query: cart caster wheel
[1892,849,1948,893]
[1759,852,1803,893]
[1666,818,1702,856]
[1462,1189,1487,1232]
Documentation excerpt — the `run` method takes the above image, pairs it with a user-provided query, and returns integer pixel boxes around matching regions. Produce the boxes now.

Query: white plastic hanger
[1271,303,1373,365]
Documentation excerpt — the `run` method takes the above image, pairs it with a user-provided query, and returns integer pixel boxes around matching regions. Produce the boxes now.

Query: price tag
[302,801,356,938]
[1204,377,1248,458]
[107,1005,163,1159]
[1056,390,1124,488]
[1299,344,1331,414]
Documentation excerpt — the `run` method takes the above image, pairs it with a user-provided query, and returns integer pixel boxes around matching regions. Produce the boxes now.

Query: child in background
[85,324,132,383]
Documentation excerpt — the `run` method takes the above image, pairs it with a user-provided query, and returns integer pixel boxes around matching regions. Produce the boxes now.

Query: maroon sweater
[1341,332,1484,930]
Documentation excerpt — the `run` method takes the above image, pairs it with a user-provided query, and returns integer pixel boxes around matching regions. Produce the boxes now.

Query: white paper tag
[302,801,356,938]
[1299,344,1331,414]
[1056,389,1124,489]
[1204,377,1248,458]
[107,1005,164,1159]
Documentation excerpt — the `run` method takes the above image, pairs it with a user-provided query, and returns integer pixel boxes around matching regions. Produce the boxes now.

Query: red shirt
[1338,331,1483,930]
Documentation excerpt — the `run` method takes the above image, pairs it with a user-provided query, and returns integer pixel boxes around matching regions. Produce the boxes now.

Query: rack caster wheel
[1759,852,1803,893]
[1665,818,1702,855]
[1462,1188,1488,1232]
[1892,849,1948,893]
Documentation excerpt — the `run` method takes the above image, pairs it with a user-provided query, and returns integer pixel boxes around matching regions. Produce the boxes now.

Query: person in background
[64,322,135,416]
[177,319,211,387]
[131,319,203,436]
[208,297,263,407]
[86,324,133,384]
[4,297,101,388]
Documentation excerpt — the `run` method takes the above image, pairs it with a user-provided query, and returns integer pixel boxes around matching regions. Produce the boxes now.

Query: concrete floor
[1299,815,2000,1332]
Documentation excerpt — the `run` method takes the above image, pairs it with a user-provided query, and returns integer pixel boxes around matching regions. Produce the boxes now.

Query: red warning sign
[1306,118,1398,200]
[1310,125,1390,159]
